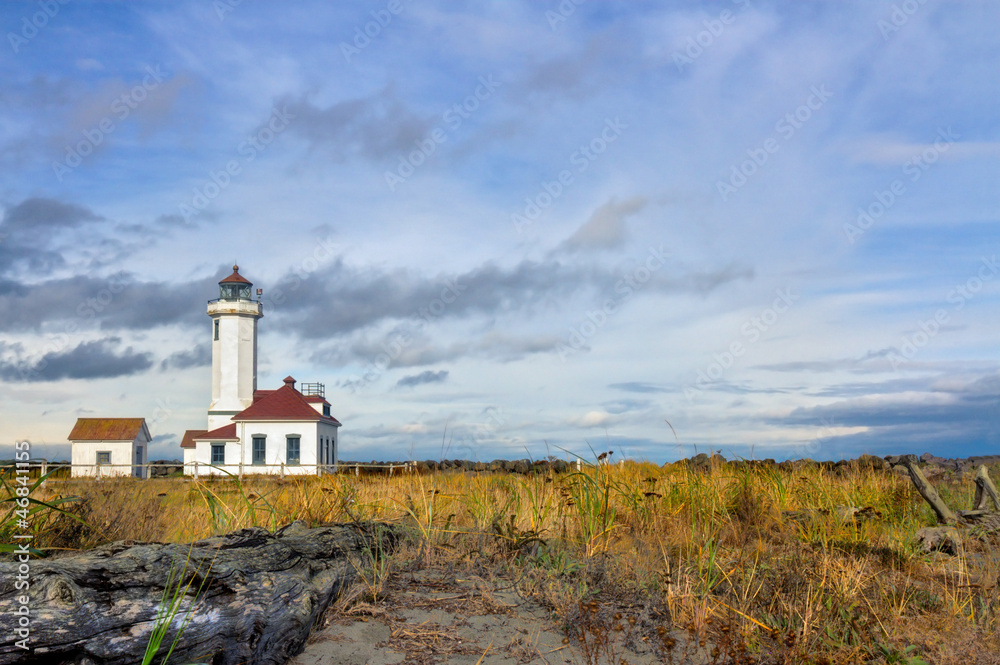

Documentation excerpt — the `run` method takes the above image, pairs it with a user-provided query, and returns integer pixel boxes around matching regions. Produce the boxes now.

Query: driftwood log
[898,457,1000,553]
[0,521,398,665]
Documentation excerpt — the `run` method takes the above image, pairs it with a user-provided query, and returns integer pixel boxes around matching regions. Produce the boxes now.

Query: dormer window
[323,404,331,417]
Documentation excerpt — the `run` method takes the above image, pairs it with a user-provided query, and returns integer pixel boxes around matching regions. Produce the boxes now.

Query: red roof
[193,424,239,441]
[254,387,327,405]
[234,384,340,425]
[69,418,148,442]
[180,429,207,449]
[219,264,252,285]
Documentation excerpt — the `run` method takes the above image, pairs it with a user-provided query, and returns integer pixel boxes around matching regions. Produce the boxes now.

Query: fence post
[280,462,285,480]
[355,464,359,477]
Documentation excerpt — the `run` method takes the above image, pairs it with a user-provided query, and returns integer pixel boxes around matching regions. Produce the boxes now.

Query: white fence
[3,461,415,480]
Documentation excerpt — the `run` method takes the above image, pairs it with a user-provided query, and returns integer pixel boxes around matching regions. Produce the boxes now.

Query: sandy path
[289,568,672,665]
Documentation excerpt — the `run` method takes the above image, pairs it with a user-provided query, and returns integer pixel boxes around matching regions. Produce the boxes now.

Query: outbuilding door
[134,446,143,478]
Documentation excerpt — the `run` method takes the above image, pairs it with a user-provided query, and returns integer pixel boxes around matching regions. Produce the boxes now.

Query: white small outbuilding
[69,418,151,478]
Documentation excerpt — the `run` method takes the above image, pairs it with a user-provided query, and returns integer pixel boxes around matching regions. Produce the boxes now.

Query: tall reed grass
[19,459,1000,663]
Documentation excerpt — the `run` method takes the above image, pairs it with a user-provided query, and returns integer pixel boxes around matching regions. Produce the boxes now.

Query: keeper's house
[69,418,151,478]
[181,266,341,476]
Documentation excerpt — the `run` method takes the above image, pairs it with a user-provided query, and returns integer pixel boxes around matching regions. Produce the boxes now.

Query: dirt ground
[289,567,703,665]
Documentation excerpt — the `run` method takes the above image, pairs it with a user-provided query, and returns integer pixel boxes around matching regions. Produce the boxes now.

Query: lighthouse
[207,265,263,431]
[182,264,341,476]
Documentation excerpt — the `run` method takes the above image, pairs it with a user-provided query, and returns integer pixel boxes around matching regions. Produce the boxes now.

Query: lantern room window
[220,283,251,301]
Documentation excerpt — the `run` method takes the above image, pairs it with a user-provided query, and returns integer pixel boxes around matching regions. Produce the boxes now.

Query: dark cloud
[270,257,593,338]
[281,87,434,161]
[0,198,104,276]
[0,337,153,382]
[150,433,178,447]
[155,213,198,231]
[396,370,449,388]
[2,197,100,234]
[766,371,1000,458]
[609,381,671,394]
[601,399,652,415]
[514,32,635,104]
[0,270,219,333]
[161,343,211,370]
[319,331,563,373]
[0,246,750,374]
[755,348,899,375]
[680,263,755,295]
[270,256,752,340]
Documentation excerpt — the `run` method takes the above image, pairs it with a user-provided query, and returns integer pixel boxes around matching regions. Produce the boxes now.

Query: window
[214,319,220,340]
[252,436,266,465]
[323,404,331,417]
[220,284,252,301]
[211,444,225,464]
[286,437,300,465]
[96,451,111,465]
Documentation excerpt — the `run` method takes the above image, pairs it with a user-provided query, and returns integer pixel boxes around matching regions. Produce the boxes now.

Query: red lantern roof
[219,264,252,285]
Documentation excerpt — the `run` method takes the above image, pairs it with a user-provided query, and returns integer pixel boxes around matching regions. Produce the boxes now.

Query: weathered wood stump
[898,457,1000,553]
[0,521,398,665]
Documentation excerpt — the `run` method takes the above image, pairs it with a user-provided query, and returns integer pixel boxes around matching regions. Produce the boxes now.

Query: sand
[288,567,678,665]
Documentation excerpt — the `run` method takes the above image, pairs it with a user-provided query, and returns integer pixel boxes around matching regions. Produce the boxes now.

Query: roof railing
[300,382,325,398]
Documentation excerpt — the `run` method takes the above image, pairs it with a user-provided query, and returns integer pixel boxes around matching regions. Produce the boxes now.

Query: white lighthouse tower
[207,265,263,431]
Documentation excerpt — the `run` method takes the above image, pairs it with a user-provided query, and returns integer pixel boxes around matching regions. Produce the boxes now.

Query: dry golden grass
[16,460,1000,664]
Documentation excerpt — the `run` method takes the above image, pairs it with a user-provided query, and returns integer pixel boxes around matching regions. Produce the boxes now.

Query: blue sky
[2,0,999,463]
